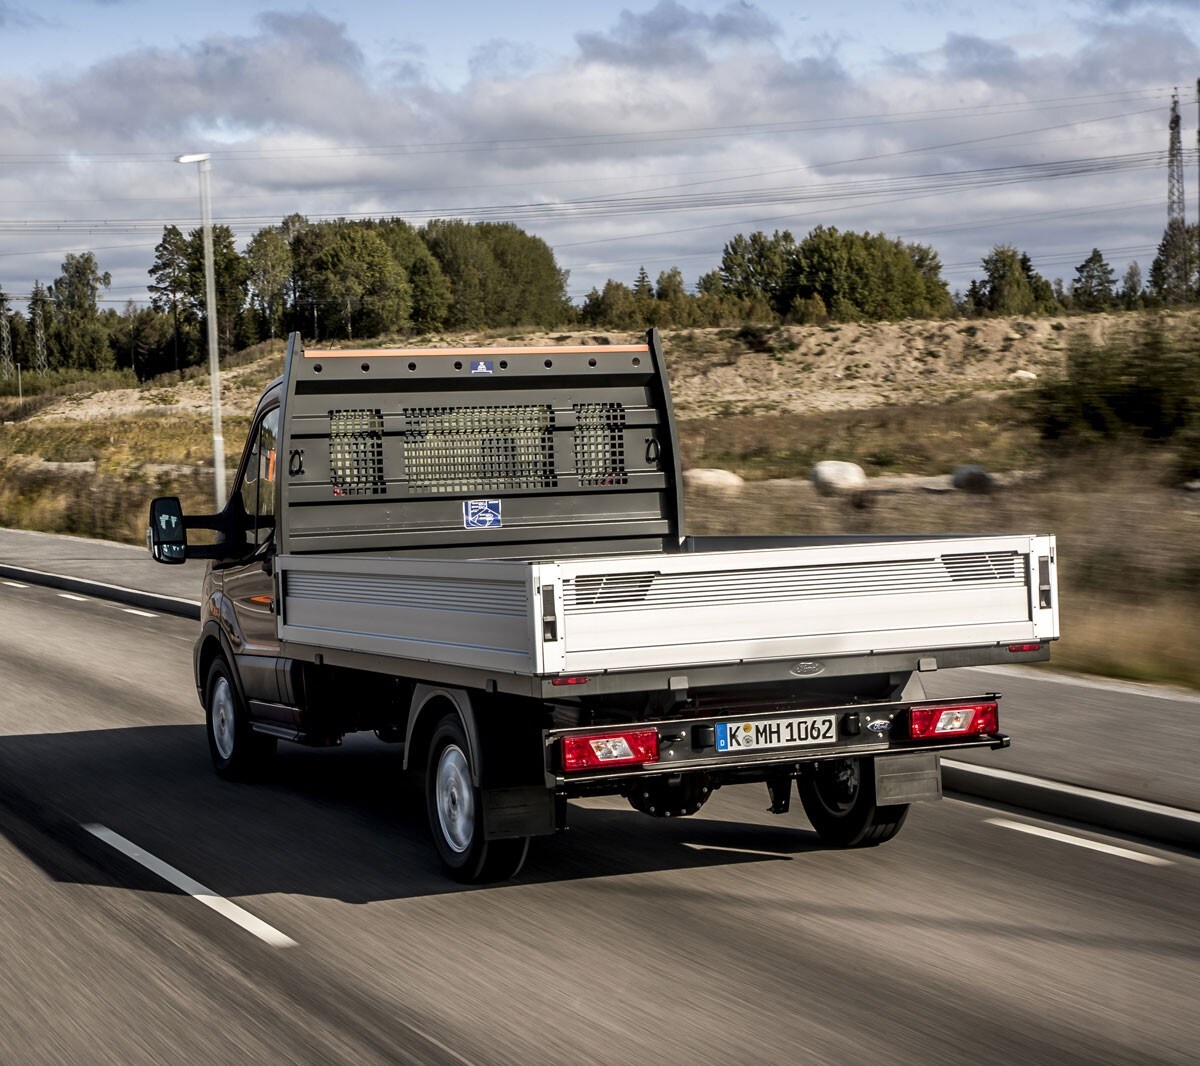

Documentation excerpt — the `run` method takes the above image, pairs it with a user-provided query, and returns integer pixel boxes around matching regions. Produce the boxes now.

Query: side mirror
[148,496,187,564]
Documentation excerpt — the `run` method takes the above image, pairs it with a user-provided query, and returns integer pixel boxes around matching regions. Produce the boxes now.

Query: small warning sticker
[463,499,502,528]
[470,360,494,375]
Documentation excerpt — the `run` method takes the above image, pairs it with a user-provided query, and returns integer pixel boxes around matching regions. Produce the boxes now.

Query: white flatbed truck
[149,330,1059,882]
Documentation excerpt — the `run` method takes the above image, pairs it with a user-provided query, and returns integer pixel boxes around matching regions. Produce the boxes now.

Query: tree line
[0,215,1197,384]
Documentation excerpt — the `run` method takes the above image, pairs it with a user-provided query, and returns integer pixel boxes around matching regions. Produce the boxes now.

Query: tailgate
[534,534,1058,674]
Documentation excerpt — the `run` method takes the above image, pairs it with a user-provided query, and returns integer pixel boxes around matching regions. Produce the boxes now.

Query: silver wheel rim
[435,743,474,855]
[212,676,236,761]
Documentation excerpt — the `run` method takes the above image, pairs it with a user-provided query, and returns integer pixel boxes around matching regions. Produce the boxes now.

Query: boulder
[811,461,868,496]
[1009,369,1037,382]
[682,468,744,493]
[952,464,995,494]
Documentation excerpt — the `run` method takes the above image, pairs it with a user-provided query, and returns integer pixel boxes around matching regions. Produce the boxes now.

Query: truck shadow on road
[0,723,823,903]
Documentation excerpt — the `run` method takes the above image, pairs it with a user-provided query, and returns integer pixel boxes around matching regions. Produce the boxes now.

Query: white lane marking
[961,665,1200,705]
[683,843,792,860]
[985,818,1173,866]
[2,581,29,588]
[82,823,298,948]
[944,759,1200,824]
[57,592,89,602]
[120,607,157,618]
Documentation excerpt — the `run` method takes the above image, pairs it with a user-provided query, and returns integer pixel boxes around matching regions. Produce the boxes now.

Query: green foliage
[1071,248,1116,311]
[1148,221,1199,304]
[1036,322,1200,463]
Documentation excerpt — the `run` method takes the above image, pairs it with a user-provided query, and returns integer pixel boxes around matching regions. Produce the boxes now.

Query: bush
[1036,320,1200,445]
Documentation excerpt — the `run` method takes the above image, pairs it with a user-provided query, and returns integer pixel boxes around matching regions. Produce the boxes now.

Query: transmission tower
[31,290,48,376]
[0,291,12,382]
[1169,92,1185,225]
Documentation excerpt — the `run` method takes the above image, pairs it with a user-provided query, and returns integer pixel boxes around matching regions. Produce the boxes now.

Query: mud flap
[874,752,942,804]
[483,787,557,839]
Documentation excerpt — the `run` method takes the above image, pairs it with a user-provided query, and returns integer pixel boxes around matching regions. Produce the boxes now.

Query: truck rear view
[148,330,1059,882]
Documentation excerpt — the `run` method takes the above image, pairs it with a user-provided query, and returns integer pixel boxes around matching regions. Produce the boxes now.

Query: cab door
[221,405,282,703]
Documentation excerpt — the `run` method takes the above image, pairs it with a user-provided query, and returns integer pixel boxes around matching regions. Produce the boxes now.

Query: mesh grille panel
[402,405,556,494]
[574,403,627,487]
[329,409,385,496]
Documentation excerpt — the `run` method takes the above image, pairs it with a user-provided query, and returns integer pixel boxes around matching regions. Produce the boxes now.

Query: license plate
[715,714,837,753]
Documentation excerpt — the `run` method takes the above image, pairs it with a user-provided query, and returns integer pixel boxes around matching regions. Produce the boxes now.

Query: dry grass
[2,317,1198,688]
[685,449,1200,688]
[678,395,1042,477]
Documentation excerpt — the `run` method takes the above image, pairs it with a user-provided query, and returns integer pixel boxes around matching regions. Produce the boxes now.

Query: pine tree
[1071,248,1117,311]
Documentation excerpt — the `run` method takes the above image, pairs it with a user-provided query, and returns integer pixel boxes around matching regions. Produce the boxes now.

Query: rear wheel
[425,713,529,883]
[797,757,908,847]
[205,658,276,780]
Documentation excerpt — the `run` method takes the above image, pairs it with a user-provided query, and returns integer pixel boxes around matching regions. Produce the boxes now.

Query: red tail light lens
[908,701,999,739]
[561,730,659,772]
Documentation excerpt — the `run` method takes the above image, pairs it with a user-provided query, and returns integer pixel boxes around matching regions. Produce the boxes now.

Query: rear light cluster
[561,729,659,772]
[908,701,999,739]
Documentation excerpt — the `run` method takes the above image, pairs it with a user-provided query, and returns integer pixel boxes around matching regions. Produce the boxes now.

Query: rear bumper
[544,694,1006,791]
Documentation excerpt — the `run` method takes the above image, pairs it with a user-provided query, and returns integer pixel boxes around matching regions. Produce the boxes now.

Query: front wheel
[797,757,908,848]
[205,658,276,780]
[425,714,529,883]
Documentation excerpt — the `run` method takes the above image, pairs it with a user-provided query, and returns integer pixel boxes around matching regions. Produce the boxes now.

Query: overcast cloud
[0,0,1197,309]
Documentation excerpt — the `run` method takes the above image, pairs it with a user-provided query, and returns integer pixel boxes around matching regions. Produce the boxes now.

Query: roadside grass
[1,321,1197,689]
[1,415,252,466]
[678,394,1042,477]
[684,448,1200,689]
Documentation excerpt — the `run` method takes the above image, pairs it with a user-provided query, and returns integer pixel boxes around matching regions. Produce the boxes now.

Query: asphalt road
[1,580,1197,1065]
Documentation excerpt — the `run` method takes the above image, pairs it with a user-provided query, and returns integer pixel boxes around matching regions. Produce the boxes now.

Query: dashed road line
[57,592,89,602]
[2,581,29,588]
[985,817,1173,866]
[115,606,157,618]
[82,823,298,949]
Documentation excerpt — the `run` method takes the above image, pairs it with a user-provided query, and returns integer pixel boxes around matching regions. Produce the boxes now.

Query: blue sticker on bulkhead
[463,499,502,529]
[471,360,494,375]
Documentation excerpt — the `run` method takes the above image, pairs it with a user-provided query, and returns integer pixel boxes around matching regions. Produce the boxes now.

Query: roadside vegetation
[0,308,1198,689]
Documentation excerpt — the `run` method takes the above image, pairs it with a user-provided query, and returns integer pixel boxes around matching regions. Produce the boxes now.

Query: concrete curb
[0,563,201,621]
[4,561,1198,851]
[943,760,1200,852]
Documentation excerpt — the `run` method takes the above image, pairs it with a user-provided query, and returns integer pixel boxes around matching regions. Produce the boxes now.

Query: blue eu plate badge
[463,499,502,528]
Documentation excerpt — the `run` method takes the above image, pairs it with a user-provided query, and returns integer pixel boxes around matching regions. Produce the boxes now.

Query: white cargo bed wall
[277,534,1056,679]
[276,555,539,673]
[541,534,1058,674]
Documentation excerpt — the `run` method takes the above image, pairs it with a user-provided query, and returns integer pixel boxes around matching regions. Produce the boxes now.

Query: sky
[1,0,1199,311]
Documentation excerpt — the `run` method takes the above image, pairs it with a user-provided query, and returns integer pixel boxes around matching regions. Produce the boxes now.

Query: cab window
[236,407,280,548]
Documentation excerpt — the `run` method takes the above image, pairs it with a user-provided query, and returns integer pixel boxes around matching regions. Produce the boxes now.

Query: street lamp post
[176,152,226,508]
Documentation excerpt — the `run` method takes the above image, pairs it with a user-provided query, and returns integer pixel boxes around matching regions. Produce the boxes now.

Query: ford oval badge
[867,719,892,733]
[789,661,825,677]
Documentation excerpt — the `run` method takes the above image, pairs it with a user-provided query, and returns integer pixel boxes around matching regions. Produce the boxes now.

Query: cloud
[941,33,1021,81]
[0,2,1197,308]
[468,39,540,81]
[0,1,44,28]
[576,0,779,68]
[1088,0,1200,13]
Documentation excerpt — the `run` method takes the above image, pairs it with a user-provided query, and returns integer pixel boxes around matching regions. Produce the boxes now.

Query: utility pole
[176,152,226,507]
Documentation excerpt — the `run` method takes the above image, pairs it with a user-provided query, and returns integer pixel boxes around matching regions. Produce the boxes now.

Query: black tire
[424,713,529,884]
[796,757,908,848]
[205,658,276,780]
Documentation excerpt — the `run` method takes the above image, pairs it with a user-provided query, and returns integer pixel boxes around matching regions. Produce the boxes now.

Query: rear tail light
[908,701,999,739]
[1008,643,1042,653]
[561,729,658,772]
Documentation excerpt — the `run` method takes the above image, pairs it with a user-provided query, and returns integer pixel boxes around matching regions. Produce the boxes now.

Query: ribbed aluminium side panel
[562,552,1024,612]
[286,572,529,614]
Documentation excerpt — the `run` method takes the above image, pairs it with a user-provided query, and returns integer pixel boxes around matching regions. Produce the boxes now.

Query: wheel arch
[193,621,246,710]
[403,684,483,786]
